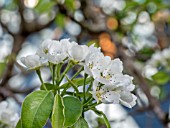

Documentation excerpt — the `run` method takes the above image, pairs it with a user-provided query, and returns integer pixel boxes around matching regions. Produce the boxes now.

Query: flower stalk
[92,108,111,128]
[36,69,47,90]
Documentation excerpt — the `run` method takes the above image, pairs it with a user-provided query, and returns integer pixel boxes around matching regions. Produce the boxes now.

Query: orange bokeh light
[99,33,117,59]
[106,17,118,30]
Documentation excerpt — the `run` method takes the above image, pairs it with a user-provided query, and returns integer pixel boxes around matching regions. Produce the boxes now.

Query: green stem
[49,62,55,86]
[91,108,111,128]
[61,84,69,96]
[71,66,84,80]
[58,61,73,84]
[36,69,47,90]
[52,65,56,86]
[54,63,62,94]
[83,97,93,106]
[65,75,79,96]
[49,63,58,94]
[56,63,61,80]
[85,102,98,108]
[87,79,93,93]
[83,74,88,104]
[84,102,101,111]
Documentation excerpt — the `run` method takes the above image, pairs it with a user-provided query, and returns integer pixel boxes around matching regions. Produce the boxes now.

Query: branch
[0,35,25,87]
[0,86,21,104]
[18,0,55,35]
[0,1,56,87]
[57,4,105,34]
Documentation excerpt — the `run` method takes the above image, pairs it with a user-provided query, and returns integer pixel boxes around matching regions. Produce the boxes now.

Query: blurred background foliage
[0,0,170,127]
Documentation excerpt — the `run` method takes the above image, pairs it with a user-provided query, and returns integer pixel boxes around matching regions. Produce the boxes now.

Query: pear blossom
[36,39,53,58]
[92,75,137,108]
[20,54,46,70]
[0,101,19,128]
[47,40,68,64]
[88,44,101,54]
[84,52,111,76]
[94,58,123,85]
[60,38,78,53]
[68,45,89,62]
[60,39,89,62]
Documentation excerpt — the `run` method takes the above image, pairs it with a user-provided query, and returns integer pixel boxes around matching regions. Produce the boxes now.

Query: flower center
[44,49,48,54]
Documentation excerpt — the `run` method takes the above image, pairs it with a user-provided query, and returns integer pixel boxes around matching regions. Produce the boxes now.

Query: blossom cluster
[0,101,19,128]
[20,39,137,108]
[144,47,170,78]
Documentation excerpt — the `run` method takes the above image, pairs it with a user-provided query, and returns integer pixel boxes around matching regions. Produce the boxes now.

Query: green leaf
[151,71,170,85]
[35,0,55,14]
[139,47,155,55]
[52,94,65,128]
[55,13,65,28]
[64,91,92,97]
[40,83,54,91]
[63,96,83,127]
[75,77,92,86]
[87,40,99,47]
[60,77,93,89]
[64,0,75,12]
[21,90,54,128]
[72,117,89,128]
[16,119,22,128]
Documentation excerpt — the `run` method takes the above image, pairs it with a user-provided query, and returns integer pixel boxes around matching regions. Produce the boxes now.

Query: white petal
[92,80,99,90]
[47,41,68,63]
[61,39,78,52]
[126,84,135,91]
[41,39,52,50]
[49,40,60,52]
[109,58,123,74]
[91,68,101,79]
[120,91,133,103]
[20,57,26,66]
[69,45,84,61]
[111,74,132,87]
[89,44,101,54]
[20,55,42,69]
[95,77,111,85]
[120,94,137,108]
[47,54,56,64]
[28,55,40,67]
[69,45,89,61]
[81,45,89,60]
[103,91,120,104]
[84,65,93,76]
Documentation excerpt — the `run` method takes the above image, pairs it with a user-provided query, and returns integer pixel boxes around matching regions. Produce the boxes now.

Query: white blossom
[36,39,53,58]
[47,40,68,64]
[0,101,19,128]
[84,52,111,76]
[94,58,123,85]
[92,75,137,108]
[60,39,90,62]
[88,44,101,54]
[68,45,89,62]
[60,38,78,53]
[20,54,46,70]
